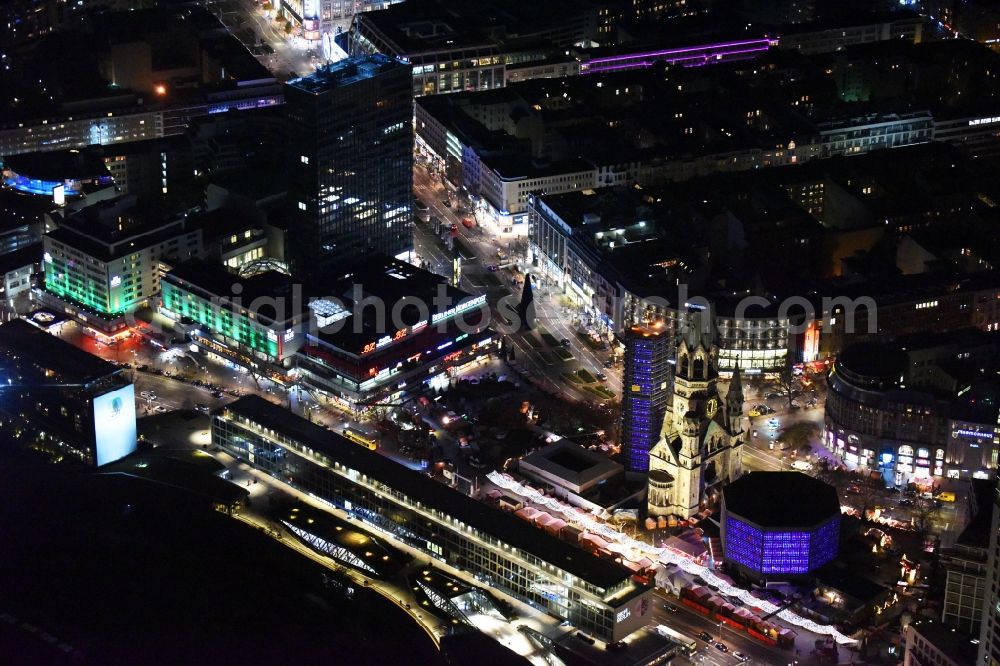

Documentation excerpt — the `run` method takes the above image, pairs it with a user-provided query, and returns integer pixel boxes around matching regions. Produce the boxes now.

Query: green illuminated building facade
[41,197,202,334]
[161,260,306,368]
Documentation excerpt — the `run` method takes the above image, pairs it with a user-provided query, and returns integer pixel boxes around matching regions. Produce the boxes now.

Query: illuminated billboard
[93,384,137,466]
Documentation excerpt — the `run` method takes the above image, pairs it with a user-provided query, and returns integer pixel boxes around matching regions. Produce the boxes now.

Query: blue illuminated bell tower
[621,324,671,472]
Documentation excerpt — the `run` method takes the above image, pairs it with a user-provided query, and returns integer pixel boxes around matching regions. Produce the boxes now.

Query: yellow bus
[343,428,378,451]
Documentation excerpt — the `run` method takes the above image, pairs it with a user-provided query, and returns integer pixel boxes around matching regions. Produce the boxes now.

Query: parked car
[603,360,614,369]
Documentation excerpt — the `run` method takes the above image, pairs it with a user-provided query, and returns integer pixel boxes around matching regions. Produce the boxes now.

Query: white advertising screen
[93,384,137,466]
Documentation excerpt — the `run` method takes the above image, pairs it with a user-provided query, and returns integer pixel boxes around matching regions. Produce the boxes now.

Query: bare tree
[774,358,796,411]
[815,457,836,484]
[777,421,819,451]
[360,404,390,425]
[854,473,885,521]
[476,397,527,430]
[911,497,941,542]
[611,512,638,537]
[242,363,265,390]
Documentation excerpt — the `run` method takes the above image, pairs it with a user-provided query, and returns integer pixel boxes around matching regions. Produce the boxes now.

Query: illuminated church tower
[647,312,744,519]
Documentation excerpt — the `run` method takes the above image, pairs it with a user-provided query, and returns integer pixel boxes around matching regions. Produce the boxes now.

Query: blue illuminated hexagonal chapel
[721,471,841,581]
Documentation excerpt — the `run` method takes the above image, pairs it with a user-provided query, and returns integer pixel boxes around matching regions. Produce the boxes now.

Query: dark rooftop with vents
[0,318,119,385]
[217,395,641,591]
[285,54,403,95]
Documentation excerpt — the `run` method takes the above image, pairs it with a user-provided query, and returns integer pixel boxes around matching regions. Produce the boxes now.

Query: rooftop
[217,395,639,591]
[897,328,997,355]
[815,569,890,603]
[190,207,269,246]
[837,342,909,382]
[165,260,307,324]
[626,324,670,340]
[520,440,622,488]
[907,620,979,666]
[778,9,923,37]
[46,198,193,263]
[0,242,41,274]
[313,257,477,355]
[286,54,404,95]
[723,472,840,528]
[353,0,594,55]
[482,155,595,181]
[354,0,498,55]
[0,6,274,126]
[278,502,407,578]
[98,451,249,509]
[0,318,119,385]
[3,149,111,182]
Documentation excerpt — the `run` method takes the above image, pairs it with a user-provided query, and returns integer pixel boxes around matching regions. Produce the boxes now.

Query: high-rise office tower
[979,473,1000,664]
[285,54,412,277]
[621,324,671,472]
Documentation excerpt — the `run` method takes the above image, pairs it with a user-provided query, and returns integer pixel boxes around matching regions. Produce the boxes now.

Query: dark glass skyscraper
[621,324,671,472]
[285,54,412,277]
[979,473,1000,665]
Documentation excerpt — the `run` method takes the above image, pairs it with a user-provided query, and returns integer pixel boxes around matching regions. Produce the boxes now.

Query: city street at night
[3,1,1000,664]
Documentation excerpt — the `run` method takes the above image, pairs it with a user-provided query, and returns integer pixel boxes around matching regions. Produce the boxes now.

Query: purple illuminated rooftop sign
[581,39,773,74]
